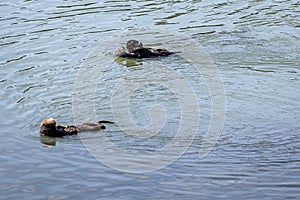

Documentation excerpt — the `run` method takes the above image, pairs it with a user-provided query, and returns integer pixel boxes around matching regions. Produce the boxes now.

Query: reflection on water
[0,0,299,199]
[114,56,143,67]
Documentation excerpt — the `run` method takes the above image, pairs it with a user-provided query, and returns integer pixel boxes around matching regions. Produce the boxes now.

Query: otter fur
[114,40,175,58]
[40,118,113,137]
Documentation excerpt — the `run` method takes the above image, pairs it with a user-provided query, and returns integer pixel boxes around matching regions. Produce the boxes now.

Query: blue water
[0,0,299,199]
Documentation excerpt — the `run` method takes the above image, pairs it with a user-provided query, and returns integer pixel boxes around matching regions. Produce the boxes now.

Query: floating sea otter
[114,40,176,58]
[40,118,113,137]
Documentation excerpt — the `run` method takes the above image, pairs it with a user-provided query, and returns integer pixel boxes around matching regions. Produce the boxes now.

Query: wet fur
[40,118,113,137]
[114,40,175,58]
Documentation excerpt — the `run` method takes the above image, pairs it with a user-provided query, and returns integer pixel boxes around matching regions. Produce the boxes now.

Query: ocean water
[0,0,299,199]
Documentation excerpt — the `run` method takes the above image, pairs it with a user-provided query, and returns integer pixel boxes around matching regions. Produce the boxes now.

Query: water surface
[0,0,299,199]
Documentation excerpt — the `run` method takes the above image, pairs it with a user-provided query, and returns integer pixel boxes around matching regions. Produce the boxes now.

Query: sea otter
[40,118,113,137]
[114,40,175,58]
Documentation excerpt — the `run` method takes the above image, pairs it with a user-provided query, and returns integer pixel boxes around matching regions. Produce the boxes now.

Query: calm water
[1,0,299,199]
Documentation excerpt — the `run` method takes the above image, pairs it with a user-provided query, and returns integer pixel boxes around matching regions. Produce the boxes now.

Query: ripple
[5,55,27,63]
[0,0,299,199]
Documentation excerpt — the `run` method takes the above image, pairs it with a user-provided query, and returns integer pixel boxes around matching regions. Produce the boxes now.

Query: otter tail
[98,120,114,124]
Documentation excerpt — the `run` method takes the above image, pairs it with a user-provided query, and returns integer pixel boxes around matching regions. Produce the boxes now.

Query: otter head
[126,40,143,53]
[40,118,57,136]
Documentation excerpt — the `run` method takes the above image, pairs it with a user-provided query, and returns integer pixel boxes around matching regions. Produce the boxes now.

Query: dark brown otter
[40,118,113,137]
[114,40,175,58]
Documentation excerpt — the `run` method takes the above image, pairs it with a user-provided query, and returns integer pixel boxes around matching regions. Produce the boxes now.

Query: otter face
[40,118,57,136]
